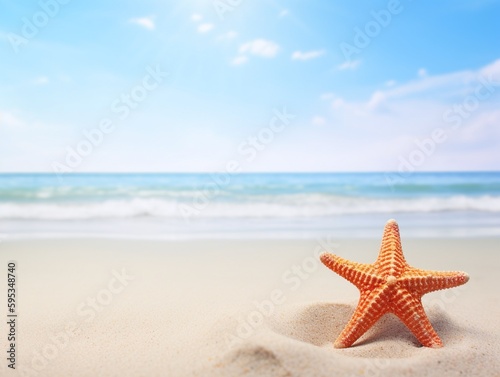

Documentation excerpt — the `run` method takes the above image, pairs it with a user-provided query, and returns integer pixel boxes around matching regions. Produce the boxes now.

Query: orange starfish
[320,219,469,348]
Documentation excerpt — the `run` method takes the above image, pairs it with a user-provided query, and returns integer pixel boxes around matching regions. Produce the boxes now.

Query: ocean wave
[1,195,499,220]
[2,174,500,202]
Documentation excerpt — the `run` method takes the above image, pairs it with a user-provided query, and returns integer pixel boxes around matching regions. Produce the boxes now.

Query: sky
[0,0,499,173]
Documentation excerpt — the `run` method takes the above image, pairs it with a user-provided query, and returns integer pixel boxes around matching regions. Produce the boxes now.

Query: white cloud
[332,98,345,109]
[320,92,335,101]
[458,109,500,143]
[306,58,500,171]
[0,111,23,129]
[34,76,49,85]
[198,23,214,33]
[311,116,326,126]
[337,60,361,70]
[217,31,238,41]
[239,39,279,58]
[366,59,500,110]
[385,80,397,87]
[191,14,203,22]
[129,17,155,30]
[231,56,248,66]
[418,68,428,78]
[291,49,325,61]
[367,91,386,110]
[479,58,500,78]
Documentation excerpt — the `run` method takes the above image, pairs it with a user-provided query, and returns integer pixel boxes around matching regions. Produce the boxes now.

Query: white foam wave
[0,195,499,220]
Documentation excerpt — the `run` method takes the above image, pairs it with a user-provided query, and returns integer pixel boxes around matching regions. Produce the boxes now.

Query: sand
[0,237,499,376]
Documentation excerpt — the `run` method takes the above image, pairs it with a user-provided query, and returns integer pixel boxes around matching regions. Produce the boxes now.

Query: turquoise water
[0,172,499,238]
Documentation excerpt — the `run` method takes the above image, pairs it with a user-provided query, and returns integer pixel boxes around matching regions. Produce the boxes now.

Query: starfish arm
[374,219,408,277]
[390,289,443,348]
[320,252,384,289]
[399,268,469,295]
[334,286,390,348]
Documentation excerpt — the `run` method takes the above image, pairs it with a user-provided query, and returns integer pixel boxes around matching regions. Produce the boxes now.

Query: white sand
[1,237,499,376]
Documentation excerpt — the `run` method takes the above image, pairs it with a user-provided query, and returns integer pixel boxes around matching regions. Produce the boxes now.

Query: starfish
[320,219,469,348]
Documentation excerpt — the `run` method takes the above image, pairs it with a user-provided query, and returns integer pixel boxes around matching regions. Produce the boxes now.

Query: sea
[0,172,499,239]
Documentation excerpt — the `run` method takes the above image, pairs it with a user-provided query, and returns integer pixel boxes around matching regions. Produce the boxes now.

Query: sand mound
[211,300,498,377]
[218,342,291,377]
[267,302,444,357]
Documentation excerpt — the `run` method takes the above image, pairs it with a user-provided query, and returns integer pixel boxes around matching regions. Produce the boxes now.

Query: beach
[3,0,500,375]
[2,236,499,376]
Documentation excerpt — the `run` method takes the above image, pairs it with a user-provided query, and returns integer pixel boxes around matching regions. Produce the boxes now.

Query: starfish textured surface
[320,219,469,348]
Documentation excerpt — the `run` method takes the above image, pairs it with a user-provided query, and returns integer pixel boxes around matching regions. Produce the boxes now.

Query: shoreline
[2,224,500,241]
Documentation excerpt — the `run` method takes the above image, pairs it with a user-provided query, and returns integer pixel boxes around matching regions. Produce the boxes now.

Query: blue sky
[0,0,499,173]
